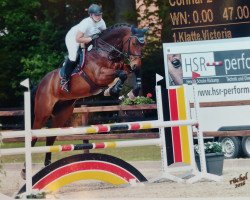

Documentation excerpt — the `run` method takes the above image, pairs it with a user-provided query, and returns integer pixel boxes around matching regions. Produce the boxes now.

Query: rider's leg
[62,31,78,92]
[61,58,75,92]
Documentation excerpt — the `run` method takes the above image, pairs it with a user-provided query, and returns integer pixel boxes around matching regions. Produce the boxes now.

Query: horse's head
[96,24,148,72]
[122,26,148,72]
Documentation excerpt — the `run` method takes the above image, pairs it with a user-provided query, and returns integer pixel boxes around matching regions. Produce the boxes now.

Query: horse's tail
[31,85,37,128]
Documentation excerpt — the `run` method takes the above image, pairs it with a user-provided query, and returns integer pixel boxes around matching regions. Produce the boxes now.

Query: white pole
[155,85,168,173]
[0,130,26,138]
[24,90,33,196]
[192,80,207,173]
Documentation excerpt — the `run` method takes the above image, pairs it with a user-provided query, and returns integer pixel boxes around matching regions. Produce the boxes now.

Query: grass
[0,139,161,164]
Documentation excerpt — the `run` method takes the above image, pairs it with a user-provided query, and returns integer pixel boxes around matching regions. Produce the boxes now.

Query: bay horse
[23,24,148,175]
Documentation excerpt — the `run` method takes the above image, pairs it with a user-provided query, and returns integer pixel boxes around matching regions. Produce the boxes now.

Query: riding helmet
[88,4,102,15]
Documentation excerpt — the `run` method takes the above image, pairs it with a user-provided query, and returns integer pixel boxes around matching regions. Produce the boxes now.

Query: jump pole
[187,78,222,183]
[0,138,161,155]
[0,120,197,139]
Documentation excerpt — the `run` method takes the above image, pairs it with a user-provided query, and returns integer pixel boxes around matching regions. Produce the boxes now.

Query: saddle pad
[59,48,86,78]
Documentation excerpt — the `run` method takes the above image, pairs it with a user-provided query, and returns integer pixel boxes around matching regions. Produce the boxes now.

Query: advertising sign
[163,37,250,102]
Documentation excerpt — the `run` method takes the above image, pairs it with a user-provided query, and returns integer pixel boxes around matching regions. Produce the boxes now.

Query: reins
[93,38,127,60]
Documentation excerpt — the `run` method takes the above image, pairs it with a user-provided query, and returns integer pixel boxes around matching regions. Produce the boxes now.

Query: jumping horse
[22,24,148,176]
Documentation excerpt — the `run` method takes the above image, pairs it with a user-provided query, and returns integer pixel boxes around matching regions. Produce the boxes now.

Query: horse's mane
[106,23,131,31]
[101,23,131,37]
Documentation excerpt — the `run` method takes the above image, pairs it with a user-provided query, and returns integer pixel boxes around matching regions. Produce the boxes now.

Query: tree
[0,0,171,107]
[0,0,44,106]
[113,0,138,24]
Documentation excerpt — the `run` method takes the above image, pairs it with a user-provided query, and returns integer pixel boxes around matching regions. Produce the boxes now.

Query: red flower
[147,93,152,98]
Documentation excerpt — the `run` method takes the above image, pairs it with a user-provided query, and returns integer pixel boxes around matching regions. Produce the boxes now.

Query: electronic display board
[168,0,250,42]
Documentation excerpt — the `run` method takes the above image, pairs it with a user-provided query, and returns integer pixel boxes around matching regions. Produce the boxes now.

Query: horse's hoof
[21,168,26,180]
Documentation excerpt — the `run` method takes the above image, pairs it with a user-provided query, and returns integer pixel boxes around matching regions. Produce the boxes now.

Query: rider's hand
[85,37,92,44]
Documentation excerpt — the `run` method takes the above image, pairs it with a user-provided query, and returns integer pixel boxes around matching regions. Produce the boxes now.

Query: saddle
[59,47,87,78]
[59,45,104,93]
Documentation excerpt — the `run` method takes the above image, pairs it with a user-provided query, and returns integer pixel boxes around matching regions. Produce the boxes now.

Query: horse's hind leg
[21,103,52,179]
[44,100,75,166]
[32,115,51,145]
[31,104,54,150]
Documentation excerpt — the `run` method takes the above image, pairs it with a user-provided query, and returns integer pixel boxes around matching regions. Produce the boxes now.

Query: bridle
[122,36,143,58]
[93,34,144,71]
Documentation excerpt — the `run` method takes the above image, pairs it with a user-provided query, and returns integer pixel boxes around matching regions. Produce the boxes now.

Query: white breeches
[65,31,79,61]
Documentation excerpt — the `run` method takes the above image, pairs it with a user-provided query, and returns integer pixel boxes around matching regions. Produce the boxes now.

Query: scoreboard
[168,0,250,42]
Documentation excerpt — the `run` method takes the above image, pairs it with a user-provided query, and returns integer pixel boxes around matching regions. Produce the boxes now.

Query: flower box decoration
[119,93,155,122]
[120,93,155,105]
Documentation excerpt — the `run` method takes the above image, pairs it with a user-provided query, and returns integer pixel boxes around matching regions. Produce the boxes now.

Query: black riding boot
[61,59,75,93]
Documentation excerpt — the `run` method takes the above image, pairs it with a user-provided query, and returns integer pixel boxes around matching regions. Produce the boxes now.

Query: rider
[61,4,106,92]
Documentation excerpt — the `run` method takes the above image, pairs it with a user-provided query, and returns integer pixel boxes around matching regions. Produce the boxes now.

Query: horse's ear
[131,25,138,35]
[142,27,149,34]
[131,26,149,35]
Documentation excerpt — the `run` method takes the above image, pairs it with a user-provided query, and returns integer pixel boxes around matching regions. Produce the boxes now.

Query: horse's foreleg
[127,69,141,99]
[104,70,127,96]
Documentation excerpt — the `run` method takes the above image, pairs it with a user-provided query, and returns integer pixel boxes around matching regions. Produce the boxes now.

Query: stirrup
[61,83,70,93]
[60,78,70,93]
